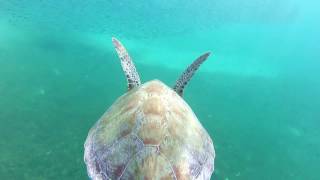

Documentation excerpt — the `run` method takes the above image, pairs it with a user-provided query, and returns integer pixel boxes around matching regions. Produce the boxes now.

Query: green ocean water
[0,0,319,179]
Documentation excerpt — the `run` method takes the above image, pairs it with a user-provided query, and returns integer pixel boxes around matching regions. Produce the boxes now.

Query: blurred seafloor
[0,0,319,179]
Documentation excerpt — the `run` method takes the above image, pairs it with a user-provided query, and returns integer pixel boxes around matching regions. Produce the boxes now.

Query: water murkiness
[0,0,319,179]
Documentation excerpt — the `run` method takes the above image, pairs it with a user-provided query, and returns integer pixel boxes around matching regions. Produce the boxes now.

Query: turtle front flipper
[112,37,141,90]
[173,52,211,96]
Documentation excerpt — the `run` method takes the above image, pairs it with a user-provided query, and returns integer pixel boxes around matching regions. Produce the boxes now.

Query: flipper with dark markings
[112,37,141,90]
[173,52,211,96]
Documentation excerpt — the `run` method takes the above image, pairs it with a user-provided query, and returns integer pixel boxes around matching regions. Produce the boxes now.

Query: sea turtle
[84,37,215,180]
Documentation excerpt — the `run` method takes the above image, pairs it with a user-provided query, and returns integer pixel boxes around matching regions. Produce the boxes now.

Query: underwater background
[0,0,319,179]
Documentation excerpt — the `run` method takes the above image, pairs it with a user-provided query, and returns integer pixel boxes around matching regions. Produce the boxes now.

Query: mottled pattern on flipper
[112,37,141,90]
[173,52,211,96]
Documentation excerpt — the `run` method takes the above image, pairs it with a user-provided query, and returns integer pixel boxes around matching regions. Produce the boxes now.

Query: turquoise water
[1,0,319,179]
